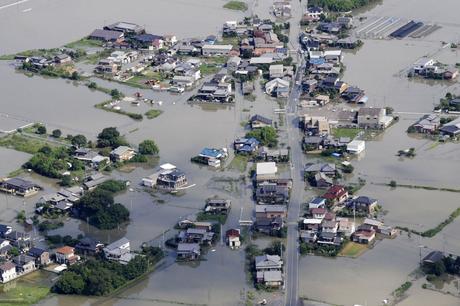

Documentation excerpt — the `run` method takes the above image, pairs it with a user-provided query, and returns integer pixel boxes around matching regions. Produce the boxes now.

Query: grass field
[0,285,49,306]
[227,155,248,172]
[223,0,248,11]
[199,64,220,75]
[65,38,103,49]
[331,128,362,139]
[338,241,368,258]
[0,134,48,154]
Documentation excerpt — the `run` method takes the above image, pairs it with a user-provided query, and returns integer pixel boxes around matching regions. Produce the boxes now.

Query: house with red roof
[323,185,348,205]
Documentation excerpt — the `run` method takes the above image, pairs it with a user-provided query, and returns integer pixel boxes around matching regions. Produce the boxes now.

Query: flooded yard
[0,0,459,304]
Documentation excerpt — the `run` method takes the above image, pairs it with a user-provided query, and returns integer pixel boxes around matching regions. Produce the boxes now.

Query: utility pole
[353,201,356,226]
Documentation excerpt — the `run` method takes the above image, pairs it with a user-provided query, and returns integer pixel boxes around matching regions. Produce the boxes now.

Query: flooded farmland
[0,0,459,304]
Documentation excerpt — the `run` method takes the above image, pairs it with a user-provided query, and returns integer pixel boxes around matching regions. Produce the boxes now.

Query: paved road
[284,1,306,305]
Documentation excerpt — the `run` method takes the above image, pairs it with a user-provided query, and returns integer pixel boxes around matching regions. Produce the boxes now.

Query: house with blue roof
[192,148,228,168]
[234,138,260,154]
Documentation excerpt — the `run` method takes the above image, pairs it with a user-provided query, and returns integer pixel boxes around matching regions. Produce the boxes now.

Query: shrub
[52,129,62,138]
[37,125,47,134]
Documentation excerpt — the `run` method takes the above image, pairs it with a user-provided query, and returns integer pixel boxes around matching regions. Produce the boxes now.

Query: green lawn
[338,241,368,258]
[331,128,362,139]
[223,0,248,11]
[0,285,49,306]
[200,64,220,75]
[219,36,240,48]
[65,38,103,49]
[145,109,163,119]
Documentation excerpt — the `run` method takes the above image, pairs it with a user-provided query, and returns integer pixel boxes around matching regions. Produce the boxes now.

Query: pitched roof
[56,246,75,255]
[358,107,383,117]
[423,251,444,264]
[89,29,123,41]
[323,185,347,199]
[0,261,15,271]
[250,114,273,125]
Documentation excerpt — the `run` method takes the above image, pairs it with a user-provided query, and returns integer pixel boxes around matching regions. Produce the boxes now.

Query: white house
[0,262,17,283]
[347,140,365,154]
[172,75,196,88]
[412,57,435,74]
[265,78,290,97]
[103,238,134,264]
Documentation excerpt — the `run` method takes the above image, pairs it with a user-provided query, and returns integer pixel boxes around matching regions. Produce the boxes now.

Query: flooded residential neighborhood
[0,0,460,305]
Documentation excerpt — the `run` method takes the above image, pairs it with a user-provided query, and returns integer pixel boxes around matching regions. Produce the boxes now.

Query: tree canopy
[97,127,126,148]
[71,134,87,147]
[246,126,278,147]
[52,257,148,296]
[75,181,129,229]
[138,139,159,155]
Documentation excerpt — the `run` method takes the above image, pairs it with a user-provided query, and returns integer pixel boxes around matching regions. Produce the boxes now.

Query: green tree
[138,139,159,155]
[97,127,125,148]
[246,126,278,147]
[110,89,122,100]
[37,125,47,135]
[8,247,20,257]
[53,271,85,294]
[71,134,87,148]
[60,175,73,187]
[52,129,62,138]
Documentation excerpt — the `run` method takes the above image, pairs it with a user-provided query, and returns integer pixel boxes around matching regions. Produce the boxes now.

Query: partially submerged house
[226,229,241,249]
[177,243,201,261]
[178,228,214,245]
[234,137,260,154]
[255,254,283,287]
[156,168,188,192]
[412,114,440,134]
[357,107,392,129]
[110,146,136,162]
[250,115,273,129]
[0,178,41,197]
[193,148,228,168]
[346,196,378,214]
[255,180,291,205]
[204,199,231,215]
[346,140,365,154]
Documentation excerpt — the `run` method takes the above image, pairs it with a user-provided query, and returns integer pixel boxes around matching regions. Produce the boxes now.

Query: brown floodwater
[1,0,460,305]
